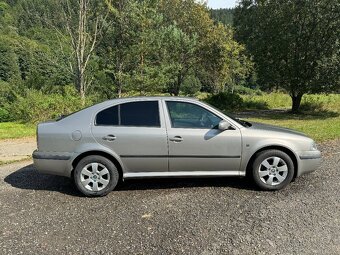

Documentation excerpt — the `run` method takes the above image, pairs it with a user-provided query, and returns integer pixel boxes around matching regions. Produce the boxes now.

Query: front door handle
[170,136,183,142]
[102,134,116,141]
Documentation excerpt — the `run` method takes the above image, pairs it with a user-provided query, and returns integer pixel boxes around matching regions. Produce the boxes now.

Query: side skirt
[123,171,244,179]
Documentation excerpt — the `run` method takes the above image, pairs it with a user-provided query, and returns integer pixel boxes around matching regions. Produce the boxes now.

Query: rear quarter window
[96,105,119,126]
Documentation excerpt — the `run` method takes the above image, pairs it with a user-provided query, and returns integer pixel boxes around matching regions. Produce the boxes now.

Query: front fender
[239,138,300,174]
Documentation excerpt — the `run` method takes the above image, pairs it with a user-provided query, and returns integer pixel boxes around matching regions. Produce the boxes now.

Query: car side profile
[33,97,321,197]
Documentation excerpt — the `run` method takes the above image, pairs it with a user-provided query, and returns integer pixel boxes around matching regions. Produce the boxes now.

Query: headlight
[311,141,318,151]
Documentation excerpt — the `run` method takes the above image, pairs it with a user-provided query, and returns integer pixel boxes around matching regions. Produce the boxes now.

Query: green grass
[0,93,339,142]
[0,156,32,166]
[239,93,340,142]
[244,113,340,142]
[0,122,36,140]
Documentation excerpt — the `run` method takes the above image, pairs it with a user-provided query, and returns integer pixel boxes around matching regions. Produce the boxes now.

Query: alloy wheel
[80,162,111,191]
[258,156,288,186]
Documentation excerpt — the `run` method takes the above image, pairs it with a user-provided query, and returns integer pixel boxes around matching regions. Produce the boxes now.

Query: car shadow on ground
[4,164,258,196]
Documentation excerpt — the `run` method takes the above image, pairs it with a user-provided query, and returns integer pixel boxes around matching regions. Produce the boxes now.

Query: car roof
[107,96,197,102]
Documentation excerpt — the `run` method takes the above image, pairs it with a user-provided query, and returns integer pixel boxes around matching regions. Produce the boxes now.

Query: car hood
[248,122,309,138]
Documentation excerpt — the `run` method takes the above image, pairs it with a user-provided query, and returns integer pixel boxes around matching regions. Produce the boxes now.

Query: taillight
[36,125,39,150]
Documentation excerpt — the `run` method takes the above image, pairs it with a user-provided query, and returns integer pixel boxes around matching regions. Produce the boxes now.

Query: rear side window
[96,101,160,127]
[120,101,160,127]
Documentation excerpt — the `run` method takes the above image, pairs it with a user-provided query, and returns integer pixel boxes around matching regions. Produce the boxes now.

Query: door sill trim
[123,171,243,179]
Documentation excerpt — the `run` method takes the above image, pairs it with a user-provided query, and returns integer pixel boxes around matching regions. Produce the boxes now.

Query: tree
[104,0,168,96]
[234,0,340,112]
[60,0,108,104]
[161,25,198,96]
[0,37,19,81]
[199,23,254,93]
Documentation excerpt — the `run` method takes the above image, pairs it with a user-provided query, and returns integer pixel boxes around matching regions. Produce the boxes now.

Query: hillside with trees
[210,8,234,26]
[0,0,339,123]
[0,0,254,122]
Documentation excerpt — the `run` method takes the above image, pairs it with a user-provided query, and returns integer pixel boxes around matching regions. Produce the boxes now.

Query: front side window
[166,101,222,129]
[96,101,160,127]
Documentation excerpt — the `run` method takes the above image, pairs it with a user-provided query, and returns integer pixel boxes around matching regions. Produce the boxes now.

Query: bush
[232,85,263,95]
[205,92,244,111]
[182,75,202,96]
[0,107,11,122]
[10,87,87,123]
[299,101,324,112]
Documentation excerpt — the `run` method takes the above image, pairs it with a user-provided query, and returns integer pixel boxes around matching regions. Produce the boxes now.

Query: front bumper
[296,150,322,177]
[32,150,73,177]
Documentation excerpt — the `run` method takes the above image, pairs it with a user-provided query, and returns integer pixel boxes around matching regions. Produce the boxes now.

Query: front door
[92,100,168,172]
[164,101,242,172]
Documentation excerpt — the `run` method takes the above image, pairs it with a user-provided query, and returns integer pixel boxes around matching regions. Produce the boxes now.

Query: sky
[207,0,237,9]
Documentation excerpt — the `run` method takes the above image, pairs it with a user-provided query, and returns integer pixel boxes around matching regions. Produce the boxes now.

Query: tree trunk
[77,69,86,106]
[117,85,122,98]
[173,71,182,96]
[291,94,303,113]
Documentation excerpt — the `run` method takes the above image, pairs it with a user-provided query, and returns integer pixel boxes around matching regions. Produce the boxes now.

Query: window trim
[165,100,222,130]
[94,100,162,128]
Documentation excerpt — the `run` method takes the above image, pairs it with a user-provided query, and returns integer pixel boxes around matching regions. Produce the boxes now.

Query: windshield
[203,101,252,128]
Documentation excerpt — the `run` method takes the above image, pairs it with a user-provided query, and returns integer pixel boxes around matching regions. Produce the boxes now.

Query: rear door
[91,100,168,173]
[164,100,242,172]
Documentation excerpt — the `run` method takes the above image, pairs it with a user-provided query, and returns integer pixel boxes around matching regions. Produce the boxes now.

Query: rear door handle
[102,134,116,141]
[169,136,183,142]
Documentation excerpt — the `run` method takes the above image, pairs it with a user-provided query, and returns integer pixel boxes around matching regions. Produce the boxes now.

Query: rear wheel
[74,155,119,197]
[252,150,294,191]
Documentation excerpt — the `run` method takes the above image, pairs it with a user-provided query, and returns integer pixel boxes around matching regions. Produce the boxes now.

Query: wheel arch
[245,145,299,179]
[71,150,123,181]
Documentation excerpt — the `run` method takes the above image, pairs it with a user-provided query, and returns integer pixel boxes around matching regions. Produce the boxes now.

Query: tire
[252,150,294,191]
[74,155,119,197]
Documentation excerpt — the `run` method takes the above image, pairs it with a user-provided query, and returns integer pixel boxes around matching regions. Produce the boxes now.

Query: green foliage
[210,8,234,26]
[0,122,35,140]
[233,85,262,95]
[1,0,338,124]
[0,107,10,122]
[234,0,340,112]
[0,36,19,81]
[182,75,201,96]
[205,92,244,111]
[10,87,85,123]
[199,23,254,93]
[205,91,268,111]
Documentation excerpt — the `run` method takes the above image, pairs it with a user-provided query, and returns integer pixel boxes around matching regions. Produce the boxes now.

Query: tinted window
[120,101,160,127]
[166,101,221,129]
[96,105,119,125]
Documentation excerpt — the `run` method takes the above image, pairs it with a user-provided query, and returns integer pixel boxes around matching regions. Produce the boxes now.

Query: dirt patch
[0,137,36,163]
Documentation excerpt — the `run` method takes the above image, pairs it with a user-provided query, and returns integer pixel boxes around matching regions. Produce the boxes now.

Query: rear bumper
[32,150,73,177]
[296,150,322,177]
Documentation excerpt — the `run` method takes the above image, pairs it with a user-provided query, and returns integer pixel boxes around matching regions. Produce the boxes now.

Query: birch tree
[61,0,108,104]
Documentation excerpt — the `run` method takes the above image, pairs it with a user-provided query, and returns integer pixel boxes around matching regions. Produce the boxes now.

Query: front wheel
[74,155,119,197]
[252,150,294,191]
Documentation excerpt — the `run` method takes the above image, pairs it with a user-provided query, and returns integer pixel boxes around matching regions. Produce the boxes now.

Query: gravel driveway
[0,141,339,254]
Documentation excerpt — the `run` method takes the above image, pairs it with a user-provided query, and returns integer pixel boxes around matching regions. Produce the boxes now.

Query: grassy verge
[242,112,340,142]
[0,122,36,140]
[0,156,32,166]
[238,93,340,142]
[0,93,339,142]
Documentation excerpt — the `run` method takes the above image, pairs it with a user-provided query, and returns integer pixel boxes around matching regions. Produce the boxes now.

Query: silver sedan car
[33,97,321,197]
